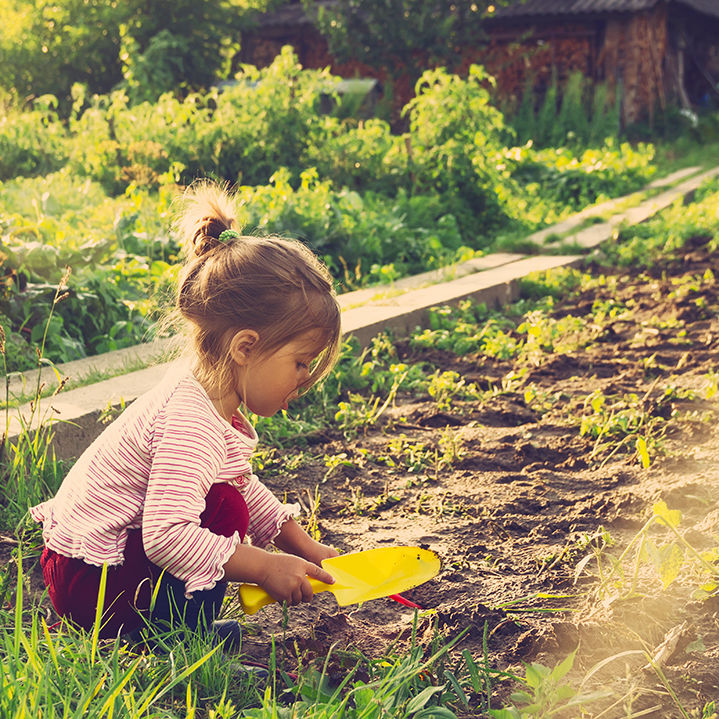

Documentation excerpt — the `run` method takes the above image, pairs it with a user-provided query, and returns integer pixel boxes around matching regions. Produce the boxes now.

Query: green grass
[653,136,719,175]
[0,556,262,718]
[2,547,595,718]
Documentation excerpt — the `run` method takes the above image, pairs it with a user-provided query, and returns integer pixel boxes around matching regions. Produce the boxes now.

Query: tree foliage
[0,0,126,102]
[302,0,508,84]
[0,0,255,106]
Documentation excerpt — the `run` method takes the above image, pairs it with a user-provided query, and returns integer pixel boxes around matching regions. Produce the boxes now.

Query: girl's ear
[229,329,260,366]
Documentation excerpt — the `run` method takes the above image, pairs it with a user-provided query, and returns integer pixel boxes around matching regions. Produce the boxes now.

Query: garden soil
[21,239,719,716]
[234,239,719,717]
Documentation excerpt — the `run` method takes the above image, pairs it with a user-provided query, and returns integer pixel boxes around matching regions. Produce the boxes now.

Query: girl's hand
[261,553,335,605]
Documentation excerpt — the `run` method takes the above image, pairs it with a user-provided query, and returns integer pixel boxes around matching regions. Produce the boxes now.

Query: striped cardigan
[31,368,294,597]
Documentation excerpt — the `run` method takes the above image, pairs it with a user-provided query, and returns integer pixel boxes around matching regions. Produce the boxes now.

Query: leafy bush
[535,71,560,147]
[553,71,589,146]
[506,138,656,210]
[236,168,465,281]
[0,275,156,371]
[0,173,177,370]
[0,94,69,180]
[0,0,125,104]
[403,64,512,237]
[0,313,35,372]
[210,48,337,185]
[302,116,407,194]
[67,48,340,191]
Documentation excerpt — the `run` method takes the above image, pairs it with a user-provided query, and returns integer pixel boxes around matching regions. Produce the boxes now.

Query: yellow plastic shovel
[239,546,440,615]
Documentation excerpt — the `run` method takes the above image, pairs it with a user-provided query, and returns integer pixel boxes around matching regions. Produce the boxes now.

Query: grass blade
[91,562,109,666]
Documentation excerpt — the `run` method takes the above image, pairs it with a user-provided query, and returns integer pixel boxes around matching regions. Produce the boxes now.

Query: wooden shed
[239,0,719,126]
[481,0,719,125]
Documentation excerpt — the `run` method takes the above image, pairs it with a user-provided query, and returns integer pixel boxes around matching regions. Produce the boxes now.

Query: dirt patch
[228,243,719,716]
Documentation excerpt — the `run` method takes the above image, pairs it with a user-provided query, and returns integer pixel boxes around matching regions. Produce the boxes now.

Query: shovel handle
[239,578,332,615]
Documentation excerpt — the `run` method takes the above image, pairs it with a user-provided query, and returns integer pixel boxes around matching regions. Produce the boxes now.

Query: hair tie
[218,229,240,244]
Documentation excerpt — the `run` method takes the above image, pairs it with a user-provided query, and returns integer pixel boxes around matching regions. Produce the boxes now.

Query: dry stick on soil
[580,649,659,716]
[633,625,694,719]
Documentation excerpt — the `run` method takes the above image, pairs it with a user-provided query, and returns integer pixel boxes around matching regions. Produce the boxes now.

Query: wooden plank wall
[600,5,668,125]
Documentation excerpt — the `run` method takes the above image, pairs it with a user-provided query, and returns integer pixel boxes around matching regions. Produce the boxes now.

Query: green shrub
[0,94,69,180]
[0,276,155,369]
[302,116,407,194]
[0,172,176,368]
[507,138,655,210]
[214,48,337,185]
[0,313,35,372]
[0,0,248,109]
[0,48,671,366]
[403,64,514,237]
[236,169,465,282]
[66,47,342,191]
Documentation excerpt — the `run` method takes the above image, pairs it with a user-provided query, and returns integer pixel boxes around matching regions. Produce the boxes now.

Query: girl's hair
[173,181,341,396]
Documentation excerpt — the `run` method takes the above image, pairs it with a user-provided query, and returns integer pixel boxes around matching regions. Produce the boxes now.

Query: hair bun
[192,217,237,257]
[175,180,240,258]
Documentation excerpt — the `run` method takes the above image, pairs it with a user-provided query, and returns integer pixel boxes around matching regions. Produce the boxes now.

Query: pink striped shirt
[30,368,294,597]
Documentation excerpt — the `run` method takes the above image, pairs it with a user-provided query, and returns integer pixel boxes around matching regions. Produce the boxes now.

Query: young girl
[31,181,341,641]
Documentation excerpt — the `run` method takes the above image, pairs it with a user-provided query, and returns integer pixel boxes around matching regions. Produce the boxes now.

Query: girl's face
[237,331,323,417]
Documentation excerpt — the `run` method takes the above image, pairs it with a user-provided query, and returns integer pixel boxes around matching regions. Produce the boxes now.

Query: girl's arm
[222,540,335,605]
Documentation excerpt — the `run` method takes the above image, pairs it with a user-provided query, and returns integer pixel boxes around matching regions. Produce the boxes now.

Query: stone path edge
[6,253,583,459]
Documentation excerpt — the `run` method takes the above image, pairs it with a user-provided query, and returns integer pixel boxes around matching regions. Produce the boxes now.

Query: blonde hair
[173,181,341,397]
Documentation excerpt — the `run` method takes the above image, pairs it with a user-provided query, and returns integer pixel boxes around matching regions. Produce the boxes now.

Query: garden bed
[218,234,719,715]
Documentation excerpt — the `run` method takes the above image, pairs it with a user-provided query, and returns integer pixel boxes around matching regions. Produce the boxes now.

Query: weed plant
[410,294,596,366]
[576,501,719,606]
[579,388,669,468]
[1,275,71,529]
[597,177,719,268]
[505,138,656,214]
[510,71,620,149]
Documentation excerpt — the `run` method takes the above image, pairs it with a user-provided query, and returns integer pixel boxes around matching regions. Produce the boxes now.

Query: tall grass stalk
[0,555,258,717]
[244,617,477,718]
[0,271,72,530]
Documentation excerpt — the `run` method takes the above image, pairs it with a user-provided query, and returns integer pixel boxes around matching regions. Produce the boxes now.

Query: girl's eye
[297,362,308,370]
